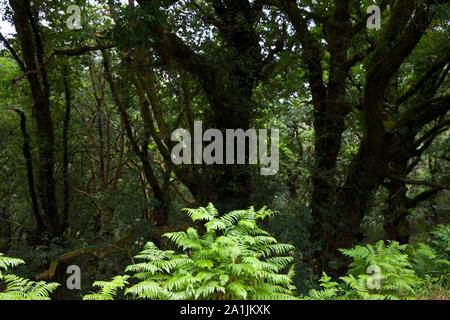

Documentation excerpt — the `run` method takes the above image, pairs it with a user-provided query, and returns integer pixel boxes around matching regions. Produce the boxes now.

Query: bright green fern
[339,241,422,299]
[84,204,298,300]
[0,253,60,300]
[83,275,130,300]
[411,224,450,298]
[304,241,423,300]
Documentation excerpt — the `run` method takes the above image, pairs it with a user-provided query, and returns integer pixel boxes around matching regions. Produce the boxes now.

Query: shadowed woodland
[0,0,449,300]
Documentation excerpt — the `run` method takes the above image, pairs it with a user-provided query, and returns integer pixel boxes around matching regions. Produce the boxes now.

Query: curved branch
[12,44,115,84]
[407,188,443,209]
[36,231,135,281]
[401,179,450,190]
[397,95,450,129]
[414,119,450,149]
[0,32,27,72]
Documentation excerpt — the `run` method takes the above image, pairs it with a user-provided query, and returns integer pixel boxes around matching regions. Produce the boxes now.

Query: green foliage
[2,225,449,301]
[340,241,423,299]
[0,253,23,280]
[304,273,343,300]
[0,253,59,300]
[1,0,449,301]
[305,241,423,300]
[84,204,298,300]
[411,224,450,298]
[83,275,130,300]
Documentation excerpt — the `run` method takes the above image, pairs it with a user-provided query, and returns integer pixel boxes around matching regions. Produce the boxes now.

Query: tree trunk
[10,0,61,237]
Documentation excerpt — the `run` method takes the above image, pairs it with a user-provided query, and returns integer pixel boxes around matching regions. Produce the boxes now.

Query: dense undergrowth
[1,205,448,300]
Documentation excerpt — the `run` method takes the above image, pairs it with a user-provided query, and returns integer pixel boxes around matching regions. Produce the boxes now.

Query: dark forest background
[0,0,448,300]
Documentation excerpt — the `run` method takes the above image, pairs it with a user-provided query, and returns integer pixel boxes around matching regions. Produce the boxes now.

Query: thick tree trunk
[383,182,410,243]
[10,0,61,237]
[129,0,264,212]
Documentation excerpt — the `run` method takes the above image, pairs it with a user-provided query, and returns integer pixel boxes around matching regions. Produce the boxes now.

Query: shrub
[84,204,298,300]
[0,253,59,300]
[411,224,449,299]
[305,241,423,300]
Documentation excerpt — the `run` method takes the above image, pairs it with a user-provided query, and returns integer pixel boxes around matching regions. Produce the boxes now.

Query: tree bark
[62,67,72,232]
[12,108,45,234]
[10,0,61,237]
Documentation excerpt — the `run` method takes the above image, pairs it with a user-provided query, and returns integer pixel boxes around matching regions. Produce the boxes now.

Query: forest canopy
[0,0,448,300]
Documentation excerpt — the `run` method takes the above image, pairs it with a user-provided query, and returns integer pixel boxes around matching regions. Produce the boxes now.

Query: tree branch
[12,44,115,84]
[395,61,448,106]
[0,32,27,72]
[397,95,450,129]
[400,179,450,190]
[407,187,443,209]
[414,119,450,149]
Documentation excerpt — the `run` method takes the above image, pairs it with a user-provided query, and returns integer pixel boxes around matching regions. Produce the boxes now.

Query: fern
[83,276,130,300]
[0,253,24,280]
[0,253,59,300]
[339,241,422,299]
[84,204,298,300]
[304,241,423,300]
[411,224,450,298]
[304,273,343,300]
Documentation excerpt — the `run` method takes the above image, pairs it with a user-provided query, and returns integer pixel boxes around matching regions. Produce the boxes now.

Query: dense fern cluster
[305,241,423,300]
[84,204,298,300]
[340,241,423,299]
[0,253,59,300]
[305,226,450,301]
[83,275,130,300]
[410,225,450,298]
